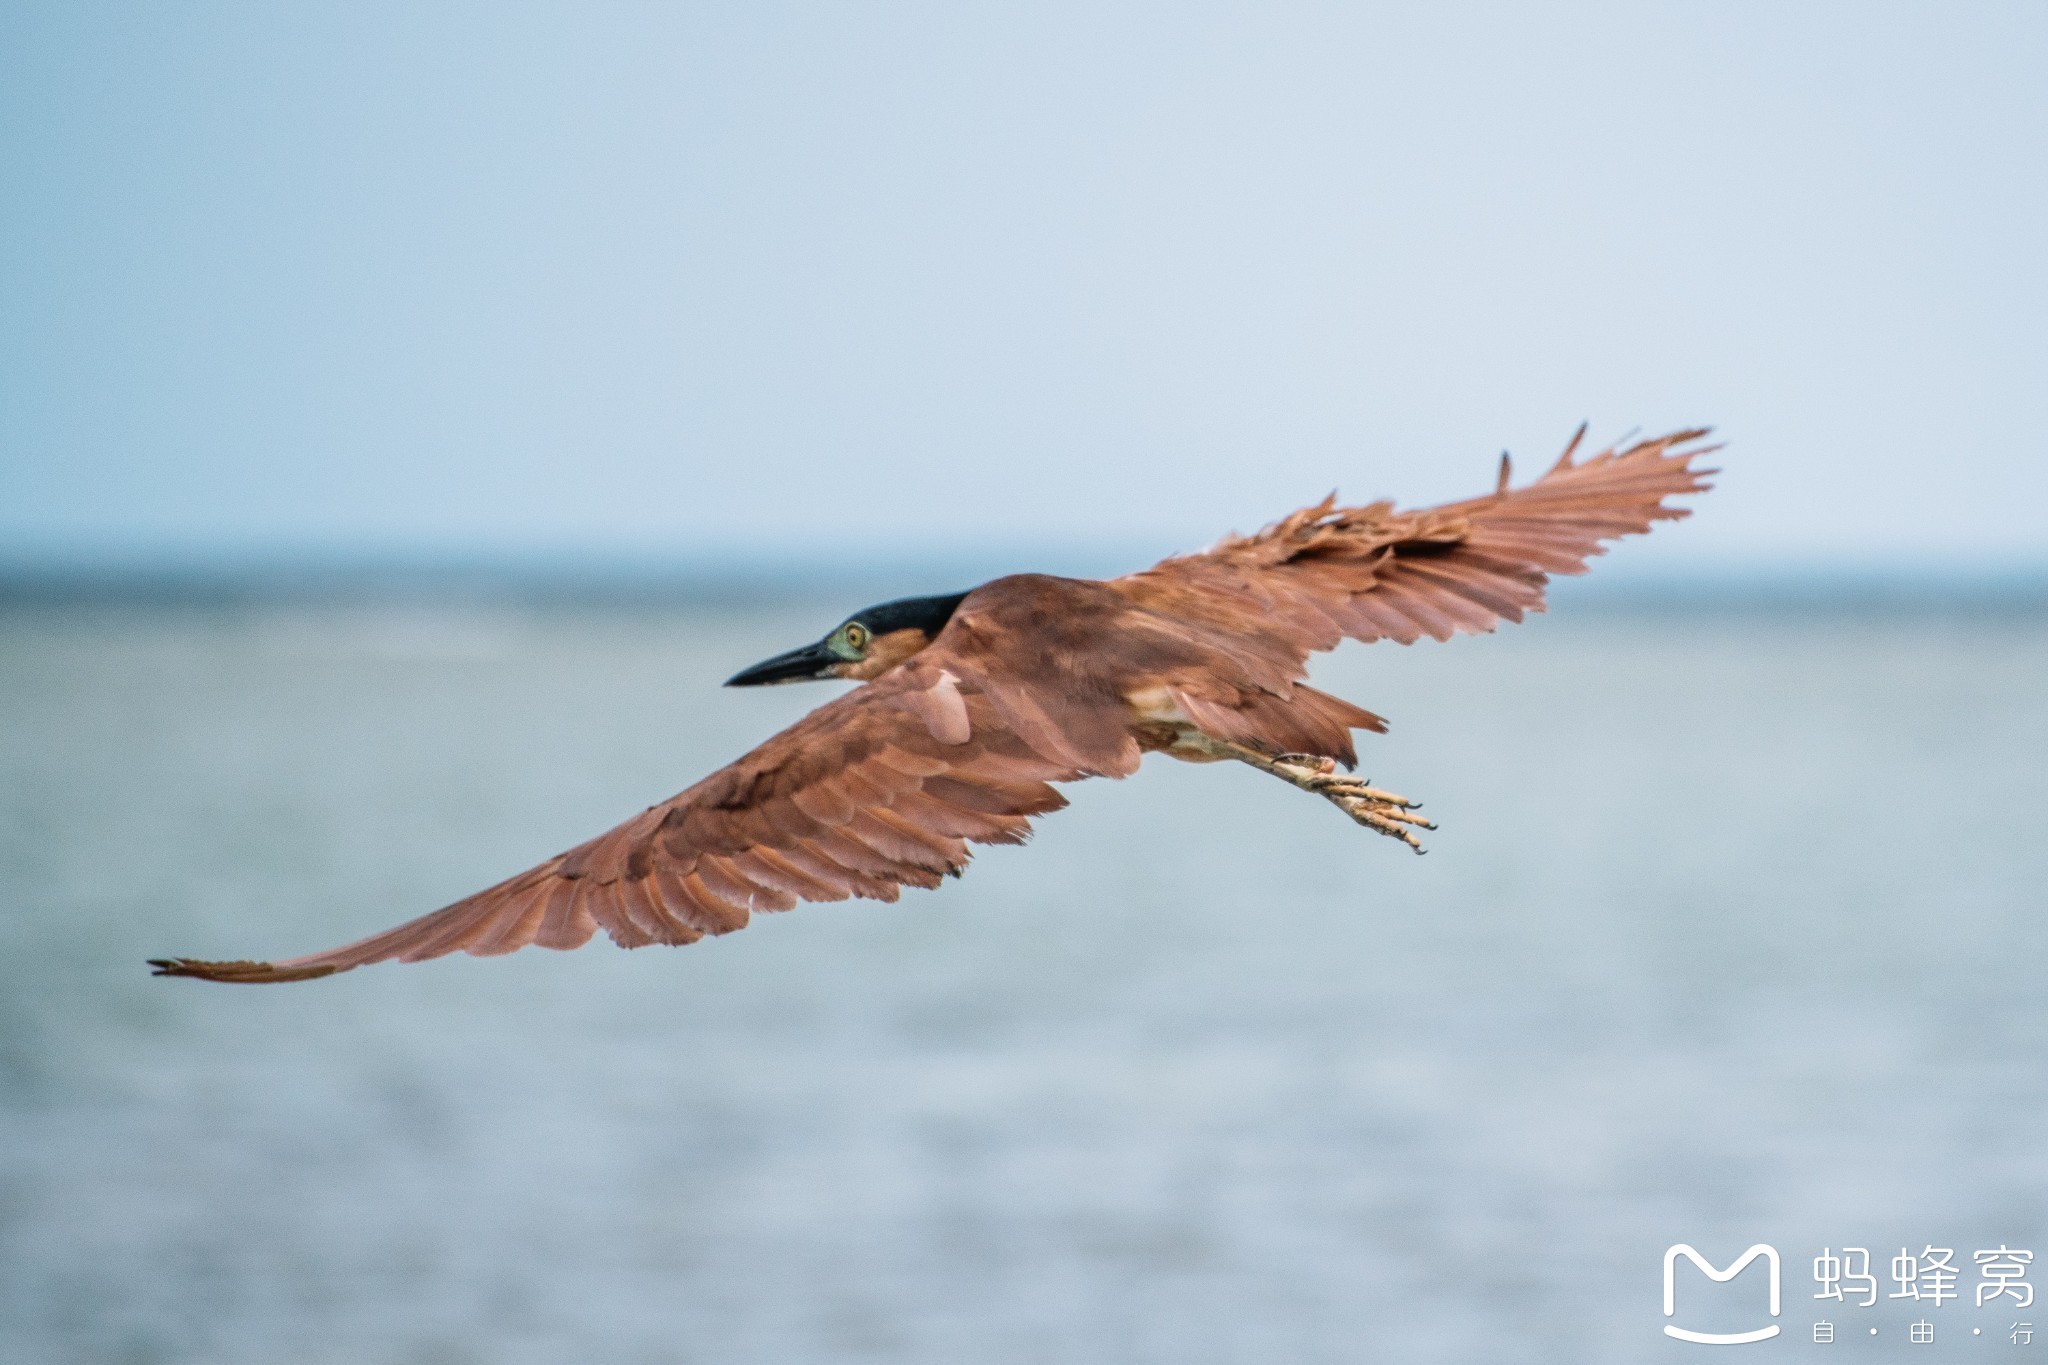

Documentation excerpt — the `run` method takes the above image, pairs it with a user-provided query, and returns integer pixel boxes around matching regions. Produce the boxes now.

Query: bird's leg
[1178,733,1435,853]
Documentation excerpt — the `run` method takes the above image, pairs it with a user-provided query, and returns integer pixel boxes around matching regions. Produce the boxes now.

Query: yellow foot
[1272,753,1435,853]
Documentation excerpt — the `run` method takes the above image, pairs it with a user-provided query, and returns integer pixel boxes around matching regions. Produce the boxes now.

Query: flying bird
[152,427,1714,983]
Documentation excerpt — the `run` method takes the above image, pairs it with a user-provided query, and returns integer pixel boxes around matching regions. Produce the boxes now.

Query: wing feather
[1114,427,1714,661]
[532,879,598,951]
[151,657,1091,982]
[467,888,549,958]
[593,880,662,948]
[677,872,750,933]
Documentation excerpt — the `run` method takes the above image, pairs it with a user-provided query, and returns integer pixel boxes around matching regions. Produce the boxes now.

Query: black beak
[725,640,840,687]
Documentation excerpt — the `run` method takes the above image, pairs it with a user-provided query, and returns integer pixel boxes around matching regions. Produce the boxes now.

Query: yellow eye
[842,623,869,651]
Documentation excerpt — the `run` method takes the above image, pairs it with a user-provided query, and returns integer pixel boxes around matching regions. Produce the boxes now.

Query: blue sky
[3,2,2044,576]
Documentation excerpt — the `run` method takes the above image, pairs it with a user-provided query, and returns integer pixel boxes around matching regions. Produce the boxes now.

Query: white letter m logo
[1663,1243,1781,1344]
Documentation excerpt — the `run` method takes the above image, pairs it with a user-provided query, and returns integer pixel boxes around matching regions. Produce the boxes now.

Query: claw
[1345,803,1429,850]
[1329,782,1434,850]
[1241,741,1435,854]
[1310,776,1419,808]
[1373,807,1435,829]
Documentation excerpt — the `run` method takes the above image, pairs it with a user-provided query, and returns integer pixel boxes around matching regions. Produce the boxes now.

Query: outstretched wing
[150,659,1090,982]
[1112,427,1715,663]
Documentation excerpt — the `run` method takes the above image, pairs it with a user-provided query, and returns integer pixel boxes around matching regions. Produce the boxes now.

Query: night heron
[152,427,1713,982]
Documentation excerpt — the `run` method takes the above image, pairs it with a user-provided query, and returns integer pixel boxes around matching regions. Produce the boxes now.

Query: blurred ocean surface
[2,585,2045,1363]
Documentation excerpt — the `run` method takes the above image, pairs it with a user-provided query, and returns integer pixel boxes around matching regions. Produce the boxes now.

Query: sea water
[2,592,2043,1362]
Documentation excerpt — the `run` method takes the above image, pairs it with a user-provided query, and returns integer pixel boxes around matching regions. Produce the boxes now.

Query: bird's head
[724,591,972,687]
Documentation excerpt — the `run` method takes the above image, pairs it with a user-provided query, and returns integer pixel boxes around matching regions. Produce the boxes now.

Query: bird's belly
[1122,684,1186,724]
[1121,685,1230,762]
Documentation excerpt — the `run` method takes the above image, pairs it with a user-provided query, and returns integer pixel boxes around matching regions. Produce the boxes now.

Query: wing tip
[147,956,342,984]
[1548,421,1590,473]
